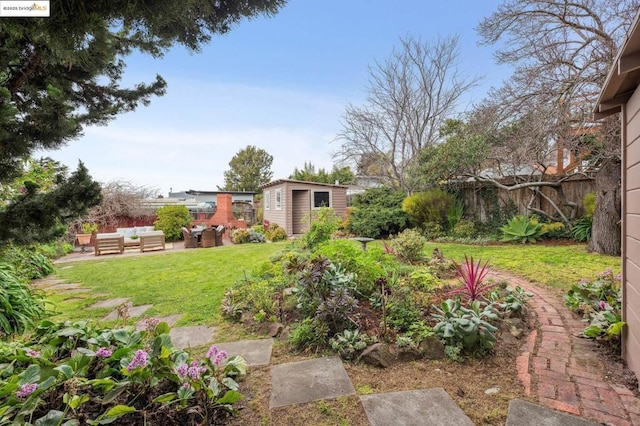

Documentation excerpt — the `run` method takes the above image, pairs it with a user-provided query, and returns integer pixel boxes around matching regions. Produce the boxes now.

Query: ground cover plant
[564,268,624,348]
[0,318,247,425]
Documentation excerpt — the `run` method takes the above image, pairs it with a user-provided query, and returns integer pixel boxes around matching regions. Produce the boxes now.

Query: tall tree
[333,35,480,192]
[0,159,102,246]
[289,162,356,184]
[220,145,273,192]
[0,0,286,183]
[475,0,639,255]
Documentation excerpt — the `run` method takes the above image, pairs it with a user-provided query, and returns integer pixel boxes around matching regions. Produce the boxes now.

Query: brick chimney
[210,193,233,226]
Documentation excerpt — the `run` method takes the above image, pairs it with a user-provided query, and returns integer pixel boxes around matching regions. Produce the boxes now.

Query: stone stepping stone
[269,357,355,409]
[47,283,82,291]
[360,388,474,426]
[506,400,599,426]
[60,288,91,294]
[32,278,66,288]
[214,339,272,367]
[136,314,182,331]
[169,326,215,349]
[88,298,130,309]
[103,304,153,321]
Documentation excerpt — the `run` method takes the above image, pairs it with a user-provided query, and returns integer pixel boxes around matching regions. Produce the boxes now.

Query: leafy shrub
[252,223,265,234]
[0,263,46,336]
[488,286,533,317]
[432,299,499,357]
[407,267,440,291]
[231,228,266,244]
[154,205,191,241]
[303,207,339,249]
[265,223,288,242]
[449,255,495,302]
[348,187,409,238]
[402,189,455,231]
[329,329,377,360]
[315,239,392,297]
[450,219,476,239]
[0,245,54,280]
[389,228,427,263]
[564,269,624,343]
[583,192,596,217]
[540,221,566,239]
[34,241,74,260]
[570,217,592,242]
[289,317,327,350]
[447,201,465,230]
[0,319,247,425]
[500,215,546,243]
[295,257,358,335]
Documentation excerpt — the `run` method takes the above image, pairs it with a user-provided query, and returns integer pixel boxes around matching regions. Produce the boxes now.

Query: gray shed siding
[261,180,347,236]
[624,88,640,375]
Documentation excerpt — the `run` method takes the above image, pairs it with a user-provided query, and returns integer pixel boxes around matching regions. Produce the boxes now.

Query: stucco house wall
[261,179,347,236]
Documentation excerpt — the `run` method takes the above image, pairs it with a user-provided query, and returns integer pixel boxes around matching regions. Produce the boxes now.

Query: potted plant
[77,223,98,250]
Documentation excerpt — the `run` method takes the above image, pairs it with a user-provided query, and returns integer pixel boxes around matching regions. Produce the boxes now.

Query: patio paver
[103,304,153,321]
[214,338,273,367]
[360,388,474,426]
[46,283,82,291]
[88,298,130,309]
[506,399,599,426]
[269,357,355,409]
[169,325,215,349]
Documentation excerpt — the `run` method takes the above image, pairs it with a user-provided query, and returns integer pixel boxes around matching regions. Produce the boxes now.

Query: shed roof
[260,179,348,189]
[595,11,640,119]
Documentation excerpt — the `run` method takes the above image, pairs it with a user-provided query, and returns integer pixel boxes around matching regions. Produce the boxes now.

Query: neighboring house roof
[595,11,640,118]
[185,190,257,195]
[260,179,348,189]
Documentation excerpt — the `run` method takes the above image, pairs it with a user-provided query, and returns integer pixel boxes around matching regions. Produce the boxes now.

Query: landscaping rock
[279,326,291,341]
[397,346,422,362]
[500,332,519,345]
[419,336,446,359]
[267,322,284,337]
[359,343,393,368]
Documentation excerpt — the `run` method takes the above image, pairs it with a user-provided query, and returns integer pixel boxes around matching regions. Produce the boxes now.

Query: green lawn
[419,241,621,290]
[51,243,286,325]
[49,240,620,329]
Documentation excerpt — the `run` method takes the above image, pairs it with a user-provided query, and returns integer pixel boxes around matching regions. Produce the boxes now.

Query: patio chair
[182,227,198,249]
[200,228,216,248]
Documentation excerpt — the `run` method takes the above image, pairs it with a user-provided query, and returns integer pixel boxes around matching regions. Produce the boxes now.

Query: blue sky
[39,0,512,196]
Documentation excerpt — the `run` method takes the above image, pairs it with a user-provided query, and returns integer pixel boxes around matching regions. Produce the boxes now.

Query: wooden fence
[451,176,595,223]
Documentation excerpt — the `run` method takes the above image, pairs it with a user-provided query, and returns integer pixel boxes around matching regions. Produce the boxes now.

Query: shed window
[264,190,271,210]
[275,189,282,210]
[312,191,331,208]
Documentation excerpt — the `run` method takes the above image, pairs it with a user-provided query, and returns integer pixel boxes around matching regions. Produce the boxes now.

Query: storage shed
[260,179,348,236]
[595,10,640,384]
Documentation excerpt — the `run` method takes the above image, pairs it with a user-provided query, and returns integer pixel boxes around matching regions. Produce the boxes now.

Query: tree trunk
[588,158,621,256]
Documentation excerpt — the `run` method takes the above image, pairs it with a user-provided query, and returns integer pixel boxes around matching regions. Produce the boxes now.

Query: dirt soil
[227,307,537,426]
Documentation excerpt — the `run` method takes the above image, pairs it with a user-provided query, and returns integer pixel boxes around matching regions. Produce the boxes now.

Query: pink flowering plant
[564,268,624,345]
[0,319,247,425]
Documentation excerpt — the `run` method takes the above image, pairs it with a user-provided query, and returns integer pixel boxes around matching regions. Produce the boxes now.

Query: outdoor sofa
[95,227,165,256]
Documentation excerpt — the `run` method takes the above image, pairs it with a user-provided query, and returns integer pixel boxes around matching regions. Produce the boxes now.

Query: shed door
[292,190,310,234]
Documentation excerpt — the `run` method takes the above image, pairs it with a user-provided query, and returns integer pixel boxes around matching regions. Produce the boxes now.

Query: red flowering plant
[449,255,496,302]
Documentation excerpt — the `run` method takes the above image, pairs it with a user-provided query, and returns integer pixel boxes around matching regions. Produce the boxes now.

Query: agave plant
[500,215,546,243]
[450,255,495,302]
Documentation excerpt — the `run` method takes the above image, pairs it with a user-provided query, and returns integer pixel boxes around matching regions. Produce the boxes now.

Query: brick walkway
[489,271,640,426]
